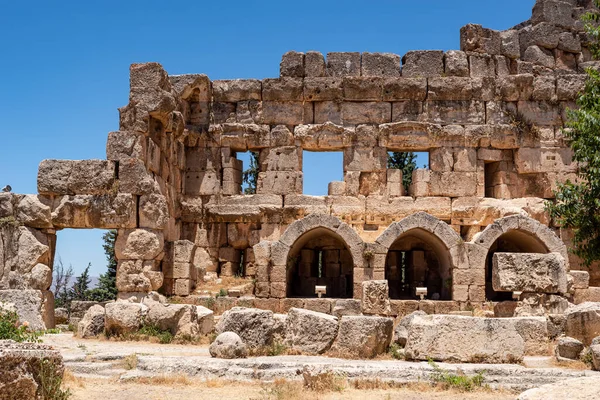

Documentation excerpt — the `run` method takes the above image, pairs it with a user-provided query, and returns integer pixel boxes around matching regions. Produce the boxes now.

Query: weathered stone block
[444,50,469,77]
[362,280,391,315]
[402,51,444,78]
[262,78,303,101]
[343,77,383,101]
[305,51,325,77]
[383,78,427,101]
[492,252,567,294]
[280,51,304,77]
[212,80,261,102]
[361,52,401,77]
[326,52,361,77]
[341,102,391,125]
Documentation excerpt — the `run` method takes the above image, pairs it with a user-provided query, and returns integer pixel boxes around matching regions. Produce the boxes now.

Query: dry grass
[133,374,192,386]
[550,357,591,370]
[62,369,85,388]
[120,353,138,370]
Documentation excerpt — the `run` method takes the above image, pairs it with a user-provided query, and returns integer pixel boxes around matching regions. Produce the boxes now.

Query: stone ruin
[1,0,600,328]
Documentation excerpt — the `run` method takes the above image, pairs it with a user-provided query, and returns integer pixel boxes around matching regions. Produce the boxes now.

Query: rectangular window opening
[231,151,258,195]
[387,151,429,193]
[302,150,343,196]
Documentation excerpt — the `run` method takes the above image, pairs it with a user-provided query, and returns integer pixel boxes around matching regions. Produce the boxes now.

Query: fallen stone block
[565,302,600,346]
[215,307,274,348]
[77,304,105,338]
[285,308,338,354]
[394,310,426,347]
[104,301,147,336]
[330,316,393,358]
[404,315,548,363]
[555,336,584,360]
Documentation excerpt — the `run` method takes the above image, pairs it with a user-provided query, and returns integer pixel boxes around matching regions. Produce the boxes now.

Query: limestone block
[361,52,401,77]
[330,316,394,358]
[212,79,261,102]
[261,101,312,125]
[77,305,105,338]
[532,76,556,101]
[390,100,423,122]
[116,259,162,292]
[262,78,303,101]
[401,51,444,78]
[259,146,301,172]
[326,52,361,77]
[469,54,495,77]
[343,77,383,101]
[501,30,521,59]
[570,271,590,290]
[531,22,562,49]
[216,307,275,348]
[184,170,220,195]
[29,263,52,291]
[344,146,387,171]
[492,252,567,294]
[496,75,534,101]
[303,78,343,101]
[444,50,469,77]
[557,74,587,101]
[256,171,302,195]
[382,78,427,101]
[362,280,391,315]
[280,51,304,78]
[565,302,600,345]
[514,147,573,174]
[523,46,555,68]
[118,159,159,195]
[341,102,391,125]
[558,32,581,53]
[429,171,477,197]
[424,101,485,125]
[138,193,168,229]
[15,195,52,229]
[104,301,147,335]
[106,131,146,161]
[305,51,325,77]
[115,229,164,260]
[404,315,545,363]
[314,101,342,124]
[328,181,346,196]
[573,287,600,304]
[285,308,339,354]
[0,290,47,330]
[531,0,575,29]
[426,77,472,101]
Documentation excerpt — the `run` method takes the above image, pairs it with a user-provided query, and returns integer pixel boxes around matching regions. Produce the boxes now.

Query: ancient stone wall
[2,0,600,328]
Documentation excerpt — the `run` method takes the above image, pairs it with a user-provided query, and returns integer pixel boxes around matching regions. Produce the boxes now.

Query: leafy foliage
[387,152,417,193]
[0,308,42,342]
[39,359,71,400]
[547,4,600,266]
[70,263,91,301]
[243,151,259,194]
[53,257,73,309]
[427,359,485,392]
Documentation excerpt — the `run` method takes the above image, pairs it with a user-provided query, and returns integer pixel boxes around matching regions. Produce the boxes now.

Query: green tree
[87,230,118,301]
[546,2,600,266]
[70,263,91,301]
[53,257,73,308]
[243,152,259,194]
[388,152,417,193]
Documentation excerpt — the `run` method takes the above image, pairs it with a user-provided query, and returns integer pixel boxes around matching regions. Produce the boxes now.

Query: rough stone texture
[0,290,47,331]
[215,307,274,348]
[492,253,567,294]
[404,315,545,363]
[565,302,600,346]
[330,316,393,358]
[394,310,426,347]
[77,304,106,338]
[0,341,64,399]
[362,280,391,315]
[285,308,338,354]
[145,302,200,337]
[592,344,600,371]
[518,377,600,400]
[555,336,584,360]
[104,301,147,336]
[209,332,248,359]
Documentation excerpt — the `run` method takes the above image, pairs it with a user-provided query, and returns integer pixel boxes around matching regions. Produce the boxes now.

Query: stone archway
[270,214,364,298]
[470,214,568,301]
[375,212,463,300]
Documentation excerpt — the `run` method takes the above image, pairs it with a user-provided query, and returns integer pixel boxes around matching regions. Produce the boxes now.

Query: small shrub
[388,343,404,360]
[208,332,218,344]
[0,309,41,343]
[0,216,21,228]
[581,348,594,367]
[427,359,485,392]
[122,353,138,370]
[302,369,346,392]
[217,288,228,298]
[206,297,215,309]
[268,341,287,356]
[39,359,71,400]
[138,324,173,344]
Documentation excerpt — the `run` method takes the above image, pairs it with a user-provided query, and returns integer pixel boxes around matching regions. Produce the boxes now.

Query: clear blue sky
[0,0,535,278]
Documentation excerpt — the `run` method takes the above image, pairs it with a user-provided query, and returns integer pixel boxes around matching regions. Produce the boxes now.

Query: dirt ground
[65,377,516,400]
